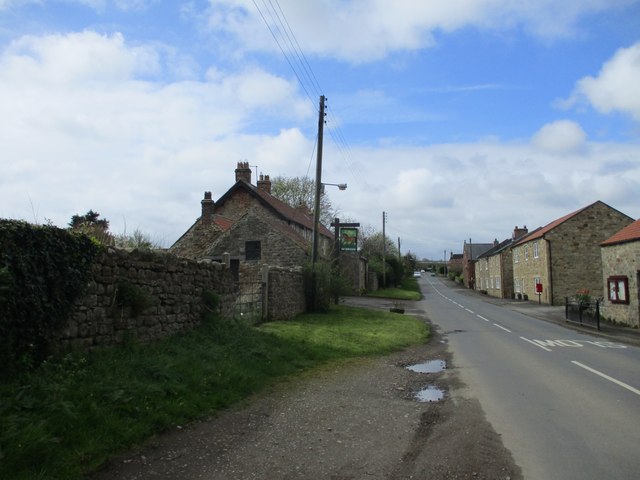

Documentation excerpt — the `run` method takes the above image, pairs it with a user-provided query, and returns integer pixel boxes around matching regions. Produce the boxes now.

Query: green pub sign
[340,227,358,252]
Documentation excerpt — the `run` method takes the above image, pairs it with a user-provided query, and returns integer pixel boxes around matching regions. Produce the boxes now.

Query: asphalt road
[420,276,640,480]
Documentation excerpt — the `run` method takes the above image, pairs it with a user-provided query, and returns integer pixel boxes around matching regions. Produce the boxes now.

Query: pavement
[340,277,640,348]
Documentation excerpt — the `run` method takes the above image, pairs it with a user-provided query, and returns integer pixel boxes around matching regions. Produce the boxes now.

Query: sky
[1,0,639,260]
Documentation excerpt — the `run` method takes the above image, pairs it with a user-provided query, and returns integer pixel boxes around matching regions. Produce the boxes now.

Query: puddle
[406,359,446,373]
[416,385,445,402]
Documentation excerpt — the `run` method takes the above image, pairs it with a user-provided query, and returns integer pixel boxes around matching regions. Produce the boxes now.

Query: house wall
[475,257,489,292]
[211,214,308,268]
[500,250,515,299]
[59,248,238,351]
[512,239,551,303]
[546,204,633,305]
[601,242,640,327]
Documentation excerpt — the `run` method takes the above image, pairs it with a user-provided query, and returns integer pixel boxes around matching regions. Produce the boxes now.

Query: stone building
[600,219,640,327]
[475,226,529,299]
[170,162,334,278]
[448,253,463,276]
[511,201,634,305]
[462,240,494,289]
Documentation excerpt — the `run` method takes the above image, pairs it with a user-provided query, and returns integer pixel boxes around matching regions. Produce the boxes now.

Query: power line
[250,1,364,185]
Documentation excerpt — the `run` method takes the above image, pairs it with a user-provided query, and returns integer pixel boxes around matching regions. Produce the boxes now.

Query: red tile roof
[601,218,640,246]
[513,204,591,246]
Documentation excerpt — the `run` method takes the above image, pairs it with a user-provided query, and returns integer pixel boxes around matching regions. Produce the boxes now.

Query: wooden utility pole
[310,95,325,310]
[311,95,325,266]
[382,211,387,288]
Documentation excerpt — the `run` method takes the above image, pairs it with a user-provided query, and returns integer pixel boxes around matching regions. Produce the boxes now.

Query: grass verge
[0,305,428,480]
[367,277,422,301]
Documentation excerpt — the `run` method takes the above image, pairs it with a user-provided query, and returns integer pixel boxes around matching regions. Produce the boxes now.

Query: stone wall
[601,241,639,327]
[58,248,238,350]
[265,265,306,321]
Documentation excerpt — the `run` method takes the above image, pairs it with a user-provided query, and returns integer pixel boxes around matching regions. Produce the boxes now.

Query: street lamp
[321,182,347,194]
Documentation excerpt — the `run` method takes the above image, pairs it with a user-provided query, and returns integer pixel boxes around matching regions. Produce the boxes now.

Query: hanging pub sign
[340,227,358,252]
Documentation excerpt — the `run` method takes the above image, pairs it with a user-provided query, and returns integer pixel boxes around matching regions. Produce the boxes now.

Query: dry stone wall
[59,248,238,350]
[265,265,306,321]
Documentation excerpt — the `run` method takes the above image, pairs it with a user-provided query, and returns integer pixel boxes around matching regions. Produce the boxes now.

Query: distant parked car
[413,271,422,278]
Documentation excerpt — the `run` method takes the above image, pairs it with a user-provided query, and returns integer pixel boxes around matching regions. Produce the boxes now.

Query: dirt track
[92,311,521,480]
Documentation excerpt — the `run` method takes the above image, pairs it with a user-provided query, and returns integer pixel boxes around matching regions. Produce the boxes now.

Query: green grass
[0,306,428,480]
[367,277,422,301]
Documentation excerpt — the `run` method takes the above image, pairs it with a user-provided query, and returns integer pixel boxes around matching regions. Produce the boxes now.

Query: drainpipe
[545,238,553,305]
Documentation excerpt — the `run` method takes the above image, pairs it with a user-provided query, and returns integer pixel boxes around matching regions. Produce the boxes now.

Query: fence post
[596,300,600,331]
[565,297,568,320]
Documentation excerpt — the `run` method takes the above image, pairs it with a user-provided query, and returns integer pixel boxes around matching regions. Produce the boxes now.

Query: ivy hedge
[0,220,101,379]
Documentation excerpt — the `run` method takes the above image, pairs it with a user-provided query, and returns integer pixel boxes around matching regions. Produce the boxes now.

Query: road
[419,276,640,479]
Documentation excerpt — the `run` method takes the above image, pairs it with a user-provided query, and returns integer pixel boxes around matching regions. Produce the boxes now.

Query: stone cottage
[511,201,634,305]
[170,162,334,278]
[600,219,640,327]
[475,226,529,299]
[461,240,494,289]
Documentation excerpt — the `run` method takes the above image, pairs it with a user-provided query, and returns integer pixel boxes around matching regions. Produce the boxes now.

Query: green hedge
[0,220,101,379]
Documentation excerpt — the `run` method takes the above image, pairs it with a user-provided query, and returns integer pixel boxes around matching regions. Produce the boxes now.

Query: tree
[68,210,114,245]
[270,176,339,227]
[114,228,161,250]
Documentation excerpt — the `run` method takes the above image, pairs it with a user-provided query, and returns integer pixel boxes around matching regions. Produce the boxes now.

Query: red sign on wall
[535,283,543,293]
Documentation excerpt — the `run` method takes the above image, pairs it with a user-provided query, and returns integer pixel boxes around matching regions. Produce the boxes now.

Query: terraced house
[511,201,634,306]
[475,226,529,299]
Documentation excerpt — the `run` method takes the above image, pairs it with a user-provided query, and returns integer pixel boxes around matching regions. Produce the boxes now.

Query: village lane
[422,276,640,480]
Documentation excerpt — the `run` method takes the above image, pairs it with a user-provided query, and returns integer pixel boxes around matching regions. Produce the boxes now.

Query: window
[608,276,629,304]
[514,248,520,263]
[495,276,501,289]
[524,246,529,261]
[533,241,539,258]
[245,240,261,261]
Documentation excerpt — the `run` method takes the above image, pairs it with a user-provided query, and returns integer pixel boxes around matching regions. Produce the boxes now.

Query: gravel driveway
[92,306,521,480]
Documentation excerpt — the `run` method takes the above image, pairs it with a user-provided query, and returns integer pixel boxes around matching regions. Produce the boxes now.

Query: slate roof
[601,218,640,246]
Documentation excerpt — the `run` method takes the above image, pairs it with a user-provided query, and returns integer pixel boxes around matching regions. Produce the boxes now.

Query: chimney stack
[257,174,272,194]
[201,191,215,224]
[512,225,528,240]
[235,161,252,184]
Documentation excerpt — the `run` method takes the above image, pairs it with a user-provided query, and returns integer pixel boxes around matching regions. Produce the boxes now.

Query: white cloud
[206,0,635,62]
[568,42,640,121]
[531,120,587,154]
[0,30,314,240]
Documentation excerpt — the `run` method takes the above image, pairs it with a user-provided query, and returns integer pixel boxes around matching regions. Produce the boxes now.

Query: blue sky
[1,0,639,259]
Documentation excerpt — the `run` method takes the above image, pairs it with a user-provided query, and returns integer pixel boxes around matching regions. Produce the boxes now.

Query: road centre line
[477,314,490,322]
[571,361,640,397]
[520,337,552,351]
[465,308,474,314]
[493,323,512,333]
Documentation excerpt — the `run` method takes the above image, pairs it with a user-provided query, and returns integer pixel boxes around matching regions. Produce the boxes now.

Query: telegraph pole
[311,95,325,266]
[310,95,325,310]
[382,211,387,288]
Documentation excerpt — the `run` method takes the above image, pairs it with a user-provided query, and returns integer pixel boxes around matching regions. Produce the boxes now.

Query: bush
[0,220,101,378]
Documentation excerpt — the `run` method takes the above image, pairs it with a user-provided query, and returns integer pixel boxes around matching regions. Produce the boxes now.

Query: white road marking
[477,315,490,322]
[520,337,552,352]
[571,361,640,397]
[465,308,474,314]
[493,323,512,333]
